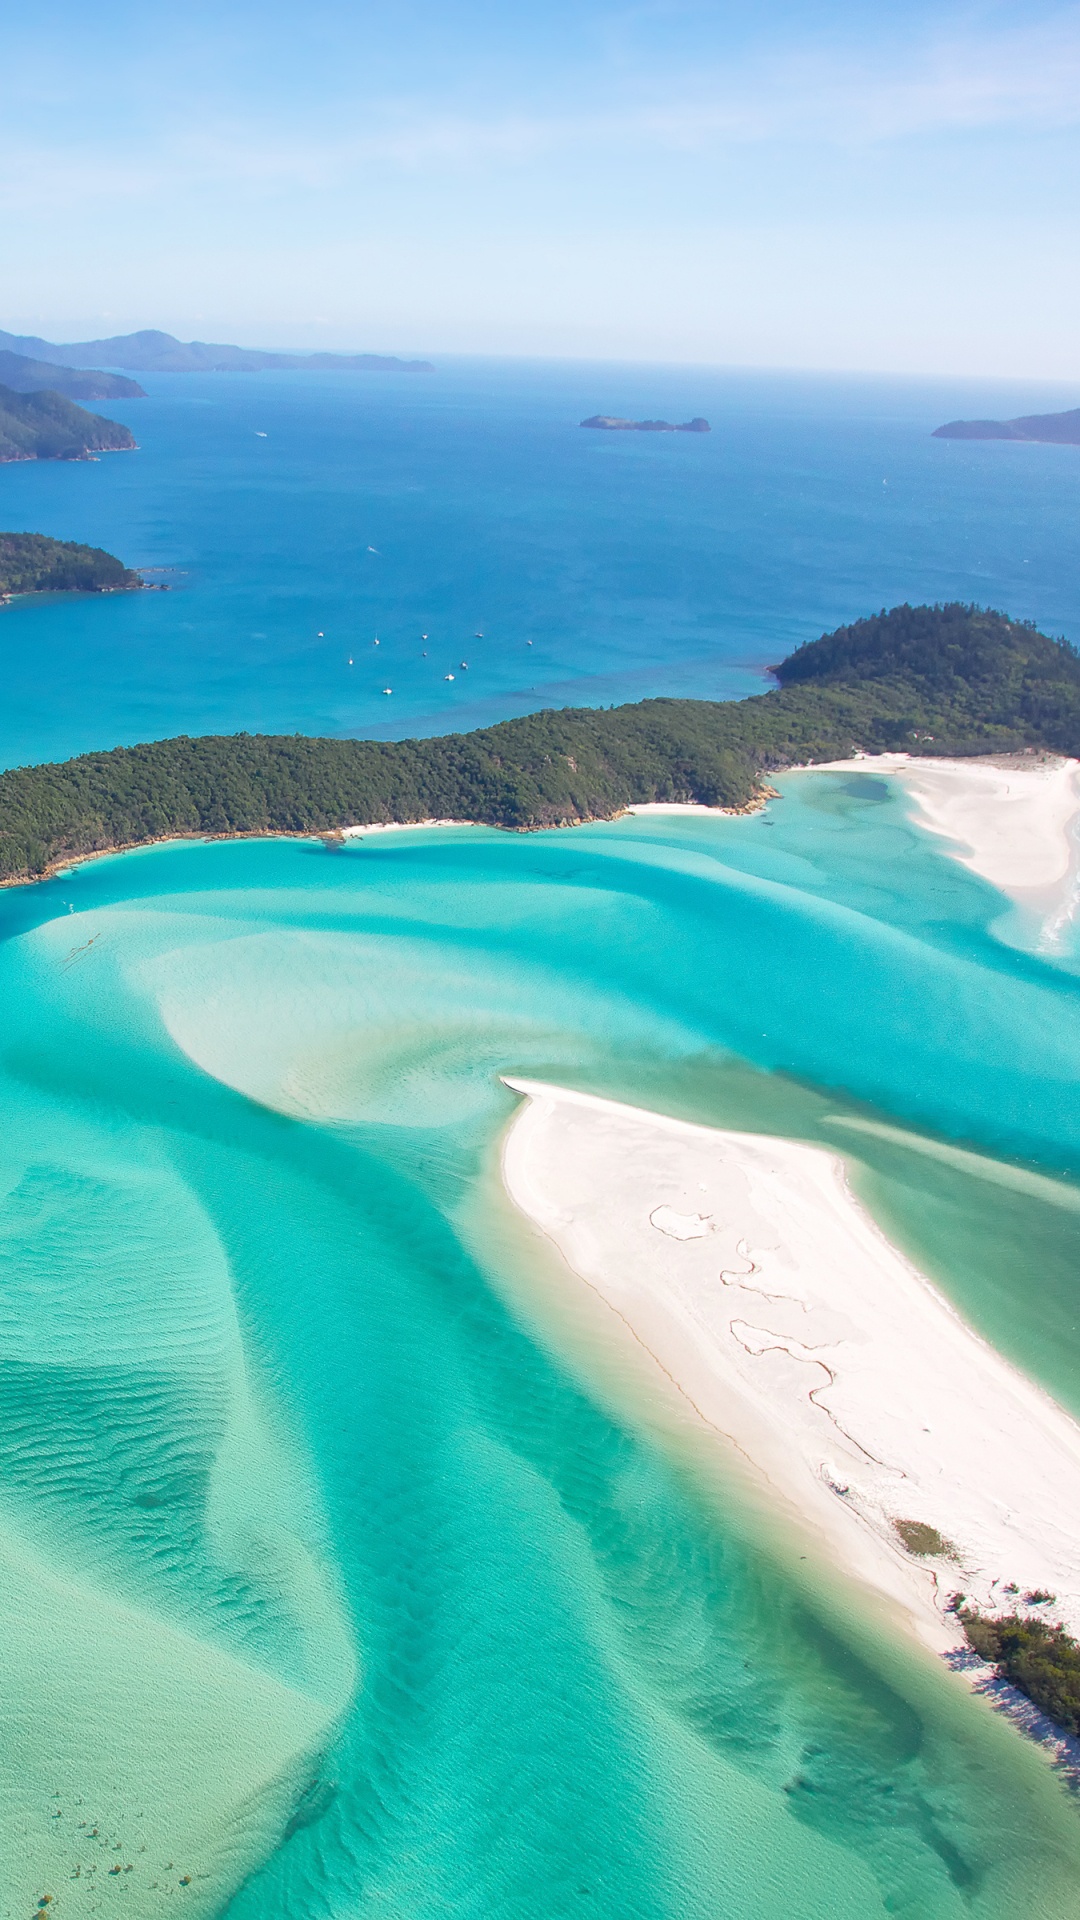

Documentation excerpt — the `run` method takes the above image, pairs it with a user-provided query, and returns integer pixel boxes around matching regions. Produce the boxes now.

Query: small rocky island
[581,415,710,433]
[933,406,1080,445]
[0,385,137,462]
[0,533,145,598]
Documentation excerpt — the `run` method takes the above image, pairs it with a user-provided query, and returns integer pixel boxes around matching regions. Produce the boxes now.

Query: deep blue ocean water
[1,358,1079,769]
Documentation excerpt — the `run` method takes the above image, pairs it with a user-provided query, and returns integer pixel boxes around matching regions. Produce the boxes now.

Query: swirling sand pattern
[2,781,1080,1916]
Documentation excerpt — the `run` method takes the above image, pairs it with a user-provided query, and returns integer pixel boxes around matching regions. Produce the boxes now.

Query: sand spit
[791,753,1080,913]
[501,1080,1080,1657]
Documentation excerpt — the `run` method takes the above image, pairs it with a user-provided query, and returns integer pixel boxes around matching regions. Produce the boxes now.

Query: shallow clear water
[3,787,1080,1918]
[1,359,1079,768]
[3,367,1080,1914]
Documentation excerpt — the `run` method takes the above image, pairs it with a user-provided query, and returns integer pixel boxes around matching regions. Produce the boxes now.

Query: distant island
[0,385,137,462]
[581,415,710,433]
[2,602,1078,886]
[0,350,144,402]
[0,327,433,375]
[933,407,1080,445]
[0,533,143,598]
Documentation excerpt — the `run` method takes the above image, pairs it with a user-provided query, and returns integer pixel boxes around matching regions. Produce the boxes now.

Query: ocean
[2,362,1080,1918]
[1,358,1079,769]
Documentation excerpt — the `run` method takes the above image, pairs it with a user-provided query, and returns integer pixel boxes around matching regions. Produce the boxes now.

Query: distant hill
[0,386,137,462]
[0,351,144,402]
[0,327,433,375]
[2,602,1078,885]
[0,533,141,596]
[933,407,1080,445]
[581,415,710,432]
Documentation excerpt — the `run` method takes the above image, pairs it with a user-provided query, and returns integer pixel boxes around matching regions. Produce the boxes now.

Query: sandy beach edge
[499,1077,1080,1768]
[785,751,1080,908]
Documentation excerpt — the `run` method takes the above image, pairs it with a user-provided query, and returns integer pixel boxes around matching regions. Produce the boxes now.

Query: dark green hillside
[0,534,141,597]
[0,602,1076,884]
[0,385,137,462]
[775,603,1080,756]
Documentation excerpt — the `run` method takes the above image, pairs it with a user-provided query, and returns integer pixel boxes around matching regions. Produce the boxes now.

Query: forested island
[933,407,1080,445]
[1,603,1077,885]
[0,534,142,598]
[581,415,710,432]
[0,386,137,461]
[0,350,144,401]
[0,327,432,375]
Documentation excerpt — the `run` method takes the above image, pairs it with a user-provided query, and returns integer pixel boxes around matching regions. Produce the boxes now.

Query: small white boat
[348,657,353,666]
[444,673,455,682]
[460,661,468,669]
[317,630,324,637]
[255,431,267,438]
[382,688,393,696]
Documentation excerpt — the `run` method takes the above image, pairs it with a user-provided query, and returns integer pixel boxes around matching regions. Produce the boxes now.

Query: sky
[4,0,1079,376]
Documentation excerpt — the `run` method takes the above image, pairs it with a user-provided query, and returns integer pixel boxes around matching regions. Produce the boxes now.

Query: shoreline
[0,791,770,892]
[786,751,1080,914]
[0,818,484,889]
[5,746,1077,897]
[500,1079,1080,1665]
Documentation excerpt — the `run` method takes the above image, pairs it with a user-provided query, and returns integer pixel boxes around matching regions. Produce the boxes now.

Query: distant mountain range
[0,327,433,375]
[0,386,138,462]
[933,407,1080,445]
[0,350,144,401]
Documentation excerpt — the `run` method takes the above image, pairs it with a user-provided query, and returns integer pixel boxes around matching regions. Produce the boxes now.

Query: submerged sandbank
[501,1081,1080,1657]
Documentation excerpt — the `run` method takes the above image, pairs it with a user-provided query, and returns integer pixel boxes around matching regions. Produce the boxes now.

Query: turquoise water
[3,366,1080,1914]
[1,360,1080,768]
[3,782,1080,1917]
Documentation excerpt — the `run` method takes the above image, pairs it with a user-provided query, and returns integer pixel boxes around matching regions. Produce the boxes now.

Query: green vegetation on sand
[960,1609,1080,1739]
[0,534,142,598]
[0,385,137,462]
[1,602,1078,885]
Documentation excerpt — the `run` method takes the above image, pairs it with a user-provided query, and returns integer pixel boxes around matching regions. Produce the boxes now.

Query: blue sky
[4,1,1078,374]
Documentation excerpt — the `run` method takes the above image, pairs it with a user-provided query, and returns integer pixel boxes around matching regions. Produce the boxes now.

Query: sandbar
[791,753,1080,910]
[501,1080,1080,1655]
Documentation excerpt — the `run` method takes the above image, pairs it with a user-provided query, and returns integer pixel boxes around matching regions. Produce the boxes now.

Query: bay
[1,358,1078,770]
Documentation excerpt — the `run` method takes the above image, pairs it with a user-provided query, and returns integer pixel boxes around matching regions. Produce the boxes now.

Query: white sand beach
[794,753,1080,909]
[502,1080,1080,1655]
[341,817,476,837]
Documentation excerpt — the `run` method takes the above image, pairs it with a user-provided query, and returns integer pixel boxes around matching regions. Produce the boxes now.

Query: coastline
[0,792,770,891]
[786,751,1080,912]
[0,818,483,889]
[500,1079,1080,1663]
[5,747,1078,896]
